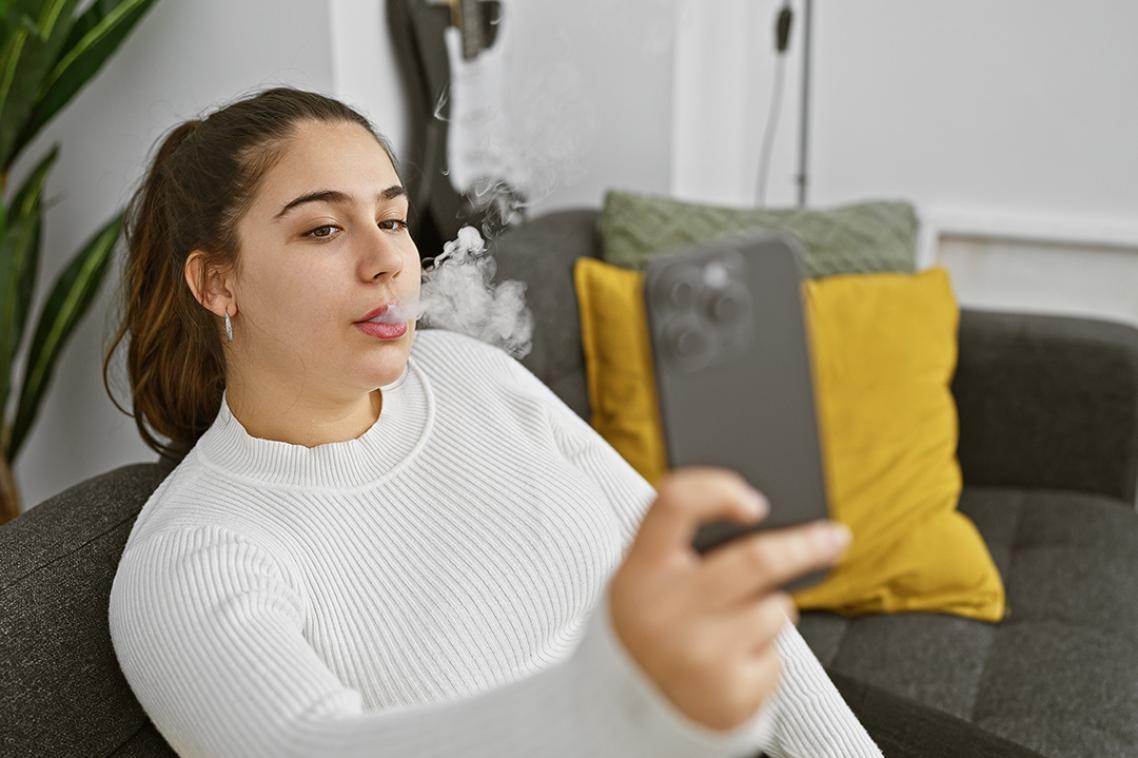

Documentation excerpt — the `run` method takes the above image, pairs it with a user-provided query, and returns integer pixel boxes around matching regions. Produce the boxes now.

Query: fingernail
[827,522,852,552]
[747,492,769,518]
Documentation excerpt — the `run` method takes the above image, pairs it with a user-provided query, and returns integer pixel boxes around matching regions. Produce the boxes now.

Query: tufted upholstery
[797,487,1138,756]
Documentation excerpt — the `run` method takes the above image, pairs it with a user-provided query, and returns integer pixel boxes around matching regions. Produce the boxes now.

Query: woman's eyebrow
[273,185,407,221]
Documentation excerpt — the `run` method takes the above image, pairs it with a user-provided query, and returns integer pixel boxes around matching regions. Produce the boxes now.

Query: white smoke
[377,226,533,359]
[442,22,596,240]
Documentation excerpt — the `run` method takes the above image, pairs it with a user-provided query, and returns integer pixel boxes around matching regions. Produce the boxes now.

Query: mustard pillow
[573,257,1006,622]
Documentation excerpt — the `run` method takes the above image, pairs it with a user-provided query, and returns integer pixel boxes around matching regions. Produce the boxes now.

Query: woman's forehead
[254,122,400,217]
[278,121,396,179]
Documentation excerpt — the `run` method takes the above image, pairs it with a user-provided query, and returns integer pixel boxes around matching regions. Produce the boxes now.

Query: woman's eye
[303,219,407,241]
[304,225,339,241]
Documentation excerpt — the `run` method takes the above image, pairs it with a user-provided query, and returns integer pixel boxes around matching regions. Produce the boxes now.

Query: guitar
[387,0,522,257]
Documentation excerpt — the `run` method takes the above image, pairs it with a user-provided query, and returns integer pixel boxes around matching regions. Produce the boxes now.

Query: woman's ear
[185,249,236,317]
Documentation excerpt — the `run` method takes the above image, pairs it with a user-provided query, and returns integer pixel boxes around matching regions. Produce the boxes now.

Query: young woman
[105,86,880,757]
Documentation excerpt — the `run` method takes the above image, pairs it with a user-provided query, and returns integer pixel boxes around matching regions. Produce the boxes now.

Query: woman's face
[230,119,420,395]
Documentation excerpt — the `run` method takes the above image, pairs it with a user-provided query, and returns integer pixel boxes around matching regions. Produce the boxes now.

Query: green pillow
[599,189,918,278]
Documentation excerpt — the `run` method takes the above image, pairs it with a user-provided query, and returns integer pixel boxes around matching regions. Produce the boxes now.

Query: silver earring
[224,309,233,342]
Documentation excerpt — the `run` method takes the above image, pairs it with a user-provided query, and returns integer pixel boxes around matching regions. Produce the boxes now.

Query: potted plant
[1,0,158,524]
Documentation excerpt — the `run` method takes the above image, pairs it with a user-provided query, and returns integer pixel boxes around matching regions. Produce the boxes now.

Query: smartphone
[643,234,832,593]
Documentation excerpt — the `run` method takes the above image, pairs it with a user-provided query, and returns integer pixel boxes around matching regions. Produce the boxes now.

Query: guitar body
[387,0,518,257]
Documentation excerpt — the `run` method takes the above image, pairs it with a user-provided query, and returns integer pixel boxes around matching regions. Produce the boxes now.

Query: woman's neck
[223,384,383,449]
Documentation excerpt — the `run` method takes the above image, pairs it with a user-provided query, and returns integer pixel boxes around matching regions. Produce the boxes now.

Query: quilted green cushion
[599,190,919,278]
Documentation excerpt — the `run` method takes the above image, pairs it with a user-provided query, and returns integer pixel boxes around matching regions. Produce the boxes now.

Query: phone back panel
[643,236,831,588]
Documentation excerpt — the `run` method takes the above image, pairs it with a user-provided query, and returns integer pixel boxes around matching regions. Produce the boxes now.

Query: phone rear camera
[707,283,749,323]
[666,319,710,361]
[670,278,697,308]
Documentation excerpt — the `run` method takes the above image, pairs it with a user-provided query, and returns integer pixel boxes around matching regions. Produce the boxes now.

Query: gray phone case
[643,234,832,593]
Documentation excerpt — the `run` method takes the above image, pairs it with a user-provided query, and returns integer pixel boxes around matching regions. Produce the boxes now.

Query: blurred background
[4,0,1137,512]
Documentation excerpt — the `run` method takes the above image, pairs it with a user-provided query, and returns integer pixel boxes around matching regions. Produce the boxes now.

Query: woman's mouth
[354,320,408,340]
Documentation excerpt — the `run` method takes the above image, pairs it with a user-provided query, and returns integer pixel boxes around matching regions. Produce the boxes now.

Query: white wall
[672,0,770,206]
[459,0,679,214]
[671,0,1138,326]
[808,1,1137,218]
[674,0,1138,215]
[328,0,410,163]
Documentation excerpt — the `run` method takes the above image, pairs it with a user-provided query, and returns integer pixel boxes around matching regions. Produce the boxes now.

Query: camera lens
[670,279,695,307]
[706,282,749,324]
[651,266,701,313]
[665,318,709,361]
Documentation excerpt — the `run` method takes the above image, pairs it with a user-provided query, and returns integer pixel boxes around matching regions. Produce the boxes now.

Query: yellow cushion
[574,257,1006,622]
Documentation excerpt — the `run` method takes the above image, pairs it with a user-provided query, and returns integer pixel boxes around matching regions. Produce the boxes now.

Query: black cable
[756,2,794,207]
[776,3,793,52]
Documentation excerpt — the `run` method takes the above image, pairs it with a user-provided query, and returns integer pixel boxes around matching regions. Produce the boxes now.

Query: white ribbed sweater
[108,328,881,758]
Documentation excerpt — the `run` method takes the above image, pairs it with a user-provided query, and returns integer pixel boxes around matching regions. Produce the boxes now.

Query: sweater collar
[195,356,433,490]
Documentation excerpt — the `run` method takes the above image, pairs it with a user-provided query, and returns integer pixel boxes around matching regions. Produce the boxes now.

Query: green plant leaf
[17,212,40,350]
[6,209,120,462]
[11,0,158,162]
[0,7,41,41]
[6,144,56,342]
[8,140,57,214]
[0,207,38,448]
[0,210,37,438]
[0,0,78,172]
[1,2,45,32]
[0,143,55,433]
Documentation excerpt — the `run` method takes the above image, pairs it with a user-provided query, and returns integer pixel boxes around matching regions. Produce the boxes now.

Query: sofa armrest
[951,308,1138,504]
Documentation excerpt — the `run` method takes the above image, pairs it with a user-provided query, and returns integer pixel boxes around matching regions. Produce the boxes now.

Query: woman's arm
[500,351,883,758]
[109,523,774,758]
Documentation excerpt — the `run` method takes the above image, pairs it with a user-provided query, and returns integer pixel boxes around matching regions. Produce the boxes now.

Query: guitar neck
[429,0,494,60]
[456,0,487,60]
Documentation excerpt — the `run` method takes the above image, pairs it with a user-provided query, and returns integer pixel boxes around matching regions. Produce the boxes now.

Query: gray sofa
[2,208,1136,757]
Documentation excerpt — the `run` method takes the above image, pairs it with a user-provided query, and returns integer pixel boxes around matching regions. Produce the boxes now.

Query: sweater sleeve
[108,523,774,758]
[500,353,883,758]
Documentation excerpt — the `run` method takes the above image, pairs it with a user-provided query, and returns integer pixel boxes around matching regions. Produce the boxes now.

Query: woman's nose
[360,228,404,280]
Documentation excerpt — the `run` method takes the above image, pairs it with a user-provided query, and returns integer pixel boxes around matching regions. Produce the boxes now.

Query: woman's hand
[607,466,851,733]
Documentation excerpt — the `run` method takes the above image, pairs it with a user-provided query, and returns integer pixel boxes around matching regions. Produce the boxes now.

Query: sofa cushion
[797,485,1138,757]
[0,462,178,757]
[952,310,1138,504]
[488,208,602,421]
[572,255,1006,622]
[599,189,919,277]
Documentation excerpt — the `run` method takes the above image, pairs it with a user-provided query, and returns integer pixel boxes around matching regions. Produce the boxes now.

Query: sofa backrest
[1,461,178,756]
[489,208,602,421]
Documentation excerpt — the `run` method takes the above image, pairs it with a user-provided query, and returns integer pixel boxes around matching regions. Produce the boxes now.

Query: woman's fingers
[607,466,832,733]
[708,591,797,653]
[630,466,768,565]
[695,519,851,611]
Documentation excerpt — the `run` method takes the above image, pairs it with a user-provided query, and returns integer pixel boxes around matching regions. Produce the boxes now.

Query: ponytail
[103,119,224,464]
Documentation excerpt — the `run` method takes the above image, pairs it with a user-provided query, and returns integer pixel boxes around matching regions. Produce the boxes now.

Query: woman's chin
[350,324,413,380]
[367,350,411,386]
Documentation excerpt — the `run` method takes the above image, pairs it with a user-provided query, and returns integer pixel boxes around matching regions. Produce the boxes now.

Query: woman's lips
[356,304,391,322]
[354,320,407,340]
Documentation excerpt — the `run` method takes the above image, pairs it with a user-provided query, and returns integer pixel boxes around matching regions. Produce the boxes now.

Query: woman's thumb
[631,467,767,563]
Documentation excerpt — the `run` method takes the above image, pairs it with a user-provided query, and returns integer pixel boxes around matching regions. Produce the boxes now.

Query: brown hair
[101,86,399,466]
